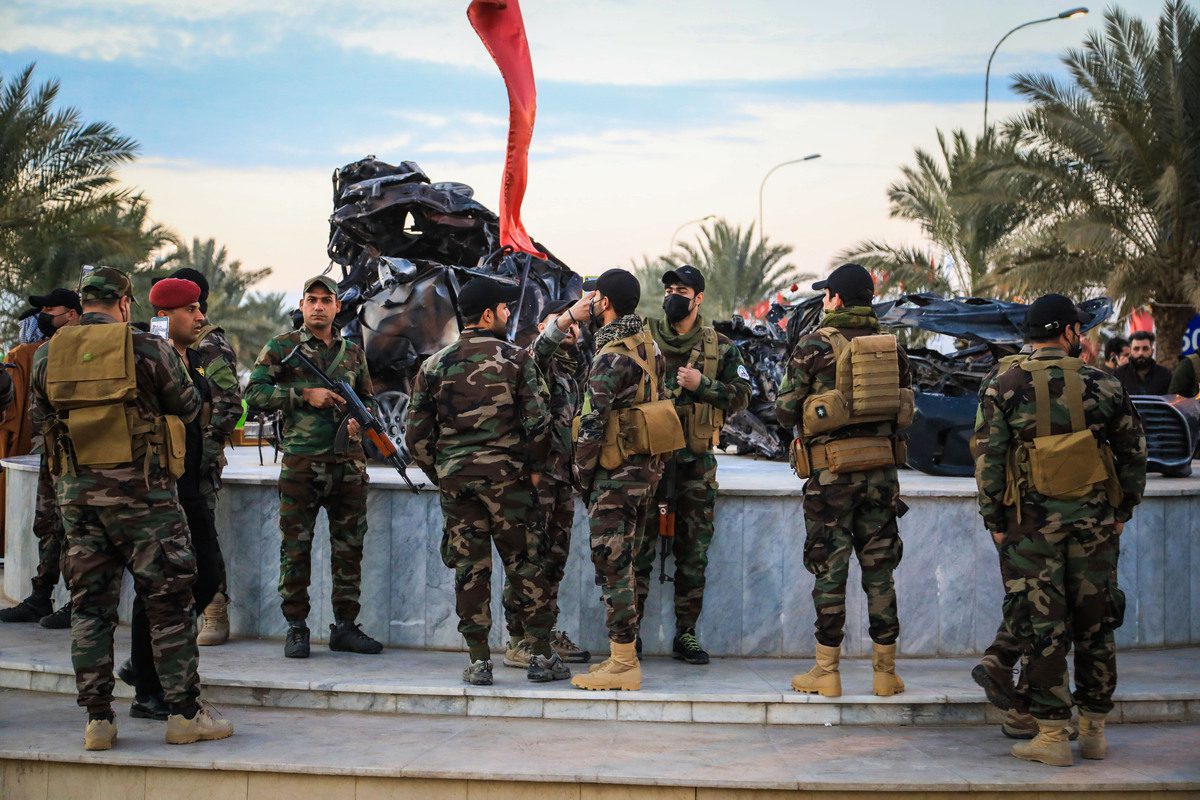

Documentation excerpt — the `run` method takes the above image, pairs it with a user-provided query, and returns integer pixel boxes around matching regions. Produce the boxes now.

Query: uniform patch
[737,365,750,381]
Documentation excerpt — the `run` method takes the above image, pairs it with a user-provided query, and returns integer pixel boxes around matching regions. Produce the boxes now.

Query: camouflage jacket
[776,309,912,446]
[648,317,751,460]
[974,346,1148,531]
[406,329,549,483]
[245,326,375,461]
[529,322,586,482]
[28,312,201,506]
[575,315,667,491]
[190,323,242,483]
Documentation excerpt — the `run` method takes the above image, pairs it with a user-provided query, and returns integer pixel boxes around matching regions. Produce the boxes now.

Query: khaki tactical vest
[595,330,686,470]
[45,324,185,479]
[800,327,914,437]
[1000,355,1122,519]
[669,326,725,455]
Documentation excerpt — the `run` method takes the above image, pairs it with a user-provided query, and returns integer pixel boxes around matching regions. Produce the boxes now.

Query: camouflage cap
[303,275,339,296]
[79,266,138,305]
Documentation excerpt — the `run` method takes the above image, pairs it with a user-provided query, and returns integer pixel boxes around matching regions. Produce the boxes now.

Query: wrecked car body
[720,292,1198,477]
[325,157,582,448]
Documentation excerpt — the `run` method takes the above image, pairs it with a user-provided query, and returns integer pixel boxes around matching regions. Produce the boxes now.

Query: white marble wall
[5,455,1200,658]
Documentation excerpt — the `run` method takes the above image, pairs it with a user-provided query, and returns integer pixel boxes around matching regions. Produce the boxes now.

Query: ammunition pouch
[161,416,187,479]
[596,330,686,469]
[1018,357,1109,501]
[792,435,902,477]
[677,402,724,455]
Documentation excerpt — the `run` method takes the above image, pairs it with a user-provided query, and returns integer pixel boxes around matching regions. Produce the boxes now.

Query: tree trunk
[1151,302,1196,369]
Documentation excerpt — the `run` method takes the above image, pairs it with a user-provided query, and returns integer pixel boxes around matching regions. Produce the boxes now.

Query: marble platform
[5,450,1200,658]
[1,622,1197,728]
[2,688,1200,799]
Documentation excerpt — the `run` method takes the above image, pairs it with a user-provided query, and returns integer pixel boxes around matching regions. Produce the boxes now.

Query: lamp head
[1058,7,1088,18]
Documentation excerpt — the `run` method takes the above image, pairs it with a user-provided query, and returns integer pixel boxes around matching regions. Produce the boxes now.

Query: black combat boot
[130,693,171,721]
[328,621,383,654]
[40,604,71,629]
[117,659,137,687]
[0,593,53,623]
[284,621,310,659]
[972,654,1016,711]
[672,630,710,665]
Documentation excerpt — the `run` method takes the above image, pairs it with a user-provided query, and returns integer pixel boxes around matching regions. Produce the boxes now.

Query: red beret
[149,278,201,310]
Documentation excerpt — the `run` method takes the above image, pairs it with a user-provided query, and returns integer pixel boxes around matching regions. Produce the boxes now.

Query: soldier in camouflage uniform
[406,277,570,686]
[776,264,910,698]
[975,293,1146,767]
[246,275,383,659]
[169,267,243,646]
[571,269,666,692]
[502,295,594,668]
[635,265,750,664]
[0,289,80,628]
[28,266,233,749]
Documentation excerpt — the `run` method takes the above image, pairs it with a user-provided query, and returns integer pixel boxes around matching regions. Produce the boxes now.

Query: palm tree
[152,237,291,372]
[838,128,1041,298]
[995,1,1200,365]
[0,64,140,317]
[638,219,796,320]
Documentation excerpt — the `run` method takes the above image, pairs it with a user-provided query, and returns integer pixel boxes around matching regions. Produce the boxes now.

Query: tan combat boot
[1077,710,1107,760]
[197,592,229,646]
[1003,709,1079,741]
[502,637,532,669]
[872,642,905,697]
[571,640,641,690]
[791,643,842,697]
[84,718,117,751]
[166,703,235,745]
[1011,718,1073,767]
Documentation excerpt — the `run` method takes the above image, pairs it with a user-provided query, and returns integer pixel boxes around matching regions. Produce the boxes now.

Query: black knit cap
[170,268,210,314]
[813,263,874,306]
[583,268,640,314]
[1025,293,1088,340]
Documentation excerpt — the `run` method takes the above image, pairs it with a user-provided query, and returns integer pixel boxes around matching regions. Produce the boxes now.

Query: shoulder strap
[326,338,349,374]
[701,327,719,380]
[602,331,658,402]
[1029,359,1086,437]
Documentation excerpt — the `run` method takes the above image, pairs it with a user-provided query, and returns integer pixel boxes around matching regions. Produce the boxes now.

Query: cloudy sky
[0,1,1169,295]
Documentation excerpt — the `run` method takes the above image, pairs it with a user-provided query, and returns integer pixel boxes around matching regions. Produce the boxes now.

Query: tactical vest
[800,328,914,436]
[595,330,685,470]
[1189,353,1200,398]
[1000,355,1122,518]
[45,324,185,479]
[668,326,724,455]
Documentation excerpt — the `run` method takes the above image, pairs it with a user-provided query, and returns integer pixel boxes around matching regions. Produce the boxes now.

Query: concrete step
[1,624,1198,727]
[2,687,1199,798]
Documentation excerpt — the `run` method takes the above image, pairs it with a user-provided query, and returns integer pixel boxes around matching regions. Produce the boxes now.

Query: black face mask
[36,312,62,339]
[662,294,693,324]
[1067,333,1084,359]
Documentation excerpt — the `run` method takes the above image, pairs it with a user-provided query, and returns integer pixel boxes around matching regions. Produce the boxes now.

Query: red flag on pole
[468,0,543,257]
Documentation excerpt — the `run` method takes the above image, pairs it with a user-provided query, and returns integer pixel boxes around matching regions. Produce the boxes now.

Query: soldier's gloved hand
[302,387,346,410]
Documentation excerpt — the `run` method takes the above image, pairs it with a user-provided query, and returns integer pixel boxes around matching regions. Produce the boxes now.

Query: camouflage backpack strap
[194,323,221,345]
[602,331,659,403]
[1024,357,1086,436]
[700,326,719,381]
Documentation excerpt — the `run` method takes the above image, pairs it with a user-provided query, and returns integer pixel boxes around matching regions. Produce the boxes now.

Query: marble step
[2,687,1199,798]
[2,625,1198,727]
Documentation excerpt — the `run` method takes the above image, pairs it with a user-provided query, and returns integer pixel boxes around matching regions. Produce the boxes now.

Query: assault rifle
[656,455,678,584]
[282,345,419,493]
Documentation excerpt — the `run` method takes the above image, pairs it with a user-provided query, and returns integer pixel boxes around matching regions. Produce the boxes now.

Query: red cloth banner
[467,0,543,257]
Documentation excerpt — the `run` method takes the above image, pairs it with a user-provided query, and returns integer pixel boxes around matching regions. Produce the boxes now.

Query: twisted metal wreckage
[309,157,1198,479]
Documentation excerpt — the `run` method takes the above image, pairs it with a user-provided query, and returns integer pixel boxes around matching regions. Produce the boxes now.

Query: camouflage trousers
[985,538,1029,709]
[801,467,903,647]
[505,475,575,639]
[278,454,368,623]
[585,460,657,644]
[30,454,67,596]
[634,452,717,632]
[438,474,553,649]
[60,501,199,712]
[1001,522,1122,720]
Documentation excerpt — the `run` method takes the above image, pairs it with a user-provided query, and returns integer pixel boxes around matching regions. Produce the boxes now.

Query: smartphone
[149,316,170,340]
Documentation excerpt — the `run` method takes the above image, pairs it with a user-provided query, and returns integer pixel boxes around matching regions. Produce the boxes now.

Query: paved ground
[2,688,1198,793]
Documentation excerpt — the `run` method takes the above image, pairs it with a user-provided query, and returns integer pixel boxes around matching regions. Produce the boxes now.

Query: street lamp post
[983,7,1087,130]
[758,153,821,243]
[669,215,717,253]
